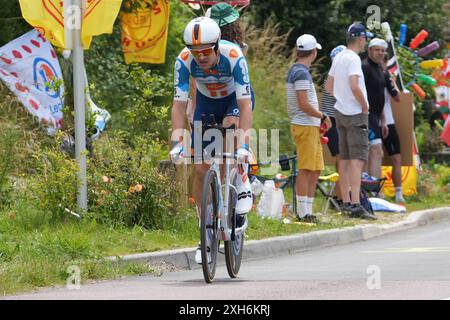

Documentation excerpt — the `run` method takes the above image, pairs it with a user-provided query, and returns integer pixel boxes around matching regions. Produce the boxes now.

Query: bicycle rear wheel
[201,169,220,283]
[225,168,244,278]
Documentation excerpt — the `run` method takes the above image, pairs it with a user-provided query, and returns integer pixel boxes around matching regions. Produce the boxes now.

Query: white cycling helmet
[183,17,221,46]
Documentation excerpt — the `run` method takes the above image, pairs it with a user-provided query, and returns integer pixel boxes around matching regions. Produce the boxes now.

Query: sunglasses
[189,46,216,59]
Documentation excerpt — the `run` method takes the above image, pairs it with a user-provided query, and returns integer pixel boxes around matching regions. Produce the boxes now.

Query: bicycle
[198,116,248,283]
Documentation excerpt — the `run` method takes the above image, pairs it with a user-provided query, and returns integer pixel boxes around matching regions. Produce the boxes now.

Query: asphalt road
[6,220,450,300]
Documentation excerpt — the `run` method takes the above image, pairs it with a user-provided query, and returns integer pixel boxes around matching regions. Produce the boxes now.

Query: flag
[121,0,170,64]
[81,0,123,48]
[0,30,64,133]
[18,0,122,49]
[381,22,405,91]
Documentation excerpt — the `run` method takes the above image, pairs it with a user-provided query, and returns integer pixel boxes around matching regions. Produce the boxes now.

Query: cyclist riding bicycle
[169,17,254,264]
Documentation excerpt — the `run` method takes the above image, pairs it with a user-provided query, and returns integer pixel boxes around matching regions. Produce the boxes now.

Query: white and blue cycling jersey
[174,40,252,102]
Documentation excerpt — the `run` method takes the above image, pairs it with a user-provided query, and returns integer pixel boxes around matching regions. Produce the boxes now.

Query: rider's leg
[192,163,211,218]
[223,115,252,215]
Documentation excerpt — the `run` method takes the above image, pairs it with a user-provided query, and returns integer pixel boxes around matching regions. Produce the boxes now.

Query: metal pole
[72,0,88,212]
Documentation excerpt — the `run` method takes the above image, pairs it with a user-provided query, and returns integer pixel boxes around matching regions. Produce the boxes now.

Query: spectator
[286,34,331,222]
[325,23,376,220]
[381,54,405,204]
[321,45,346,205]
[362,38,399,195]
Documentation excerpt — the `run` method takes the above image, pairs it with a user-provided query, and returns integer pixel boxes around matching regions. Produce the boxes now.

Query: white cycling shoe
[235,174,252,214]
[195,243,211,264]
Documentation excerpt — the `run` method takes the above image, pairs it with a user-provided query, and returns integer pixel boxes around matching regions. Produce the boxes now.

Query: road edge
[107,207,450,270]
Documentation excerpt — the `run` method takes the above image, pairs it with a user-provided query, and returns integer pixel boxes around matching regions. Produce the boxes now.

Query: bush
[87,131,180,230]
[0,126,18,206]
[123,66,172,141]
[24,140,79,221]
[415,122,444,153]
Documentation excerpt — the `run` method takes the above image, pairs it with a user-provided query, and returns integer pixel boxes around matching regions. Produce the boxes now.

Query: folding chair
[316,173,341,215]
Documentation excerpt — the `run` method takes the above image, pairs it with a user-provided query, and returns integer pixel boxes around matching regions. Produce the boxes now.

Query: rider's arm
[233,56,253,147]
[237,98,253,146]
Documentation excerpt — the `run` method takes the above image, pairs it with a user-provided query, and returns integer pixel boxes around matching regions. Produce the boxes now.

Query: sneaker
[350,204,377,220]
[395,196,406,205]
[340,202,352,216]
[297,214,319,223]
[236,175,252,214]
[195,243,211,264]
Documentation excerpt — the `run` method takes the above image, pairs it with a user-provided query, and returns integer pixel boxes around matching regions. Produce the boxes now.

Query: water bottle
[420,59,444,69]
[410,83,426,100]
[399,24,407,46]
[409,29,429,49]
[417,41,440,57]
[417,74,437,86]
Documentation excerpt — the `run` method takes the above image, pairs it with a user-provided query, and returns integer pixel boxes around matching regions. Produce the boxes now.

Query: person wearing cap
[362,38,400,194]
[286,34,331,223]
[380,53,405,204]
[170,17,255,263]
[325,22,376,220]
[209,2,248,55]
[320,45,346,205]
[188,2,251,125]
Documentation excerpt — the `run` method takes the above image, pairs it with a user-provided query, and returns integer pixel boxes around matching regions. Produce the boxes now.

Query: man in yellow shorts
[286,34,331,222]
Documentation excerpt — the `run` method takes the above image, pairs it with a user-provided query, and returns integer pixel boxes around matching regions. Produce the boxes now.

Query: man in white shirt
[325,22,376,220]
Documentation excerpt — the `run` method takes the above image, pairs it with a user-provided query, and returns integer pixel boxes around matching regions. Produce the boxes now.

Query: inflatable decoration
[395,25,443,99]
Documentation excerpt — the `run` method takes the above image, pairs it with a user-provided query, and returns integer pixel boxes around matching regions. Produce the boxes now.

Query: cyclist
[169,17,254,263]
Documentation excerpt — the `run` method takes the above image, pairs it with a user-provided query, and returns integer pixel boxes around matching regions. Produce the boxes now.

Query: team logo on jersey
[229,48,239,58]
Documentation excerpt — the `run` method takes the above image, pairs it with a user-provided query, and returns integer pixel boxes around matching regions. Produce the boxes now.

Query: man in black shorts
[381,55,405,204]
[362,38,399,191]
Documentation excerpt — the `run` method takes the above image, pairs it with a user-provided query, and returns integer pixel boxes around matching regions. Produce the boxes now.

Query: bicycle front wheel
[225,168,244,278]
[200,169,220,283]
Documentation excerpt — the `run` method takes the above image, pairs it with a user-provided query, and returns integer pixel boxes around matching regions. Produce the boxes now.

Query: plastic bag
[257,180,285,220]
[250,177,264,196]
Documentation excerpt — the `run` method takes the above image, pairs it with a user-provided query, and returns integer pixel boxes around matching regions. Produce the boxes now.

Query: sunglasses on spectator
[189,46,216,58]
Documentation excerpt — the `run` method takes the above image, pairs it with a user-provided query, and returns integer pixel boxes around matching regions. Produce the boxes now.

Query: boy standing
[286,34,331,222]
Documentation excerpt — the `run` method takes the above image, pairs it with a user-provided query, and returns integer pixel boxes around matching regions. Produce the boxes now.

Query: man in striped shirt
[286,34,331,222]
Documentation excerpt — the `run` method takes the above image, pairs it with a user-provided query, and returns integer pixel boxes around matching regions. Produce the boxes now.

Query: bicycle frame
[209,153,248,242]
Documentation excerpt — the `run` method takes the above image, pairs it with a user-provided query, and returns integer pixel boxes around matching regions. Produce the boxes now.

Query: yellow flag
[82,0,123,48]
[19,0,65,48]
[121,0,170,64]
[382,159,417,197]
[19,0,122,49]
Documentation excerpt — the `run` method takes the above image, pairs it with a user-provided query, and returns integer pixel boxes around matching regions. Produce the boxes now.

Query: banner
[0,30,64,132]
[19,0,122,49]
[121,0,170,64]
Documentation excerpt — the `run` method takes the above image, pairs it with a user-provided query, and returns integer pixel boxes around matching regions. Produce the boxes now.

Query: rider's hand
[236,144,252,163]
[169,142,185,164]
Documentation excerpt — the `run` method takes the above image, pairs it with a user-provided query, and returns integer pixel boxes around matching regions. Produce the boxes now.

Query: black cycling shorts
[382,124,401,156]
